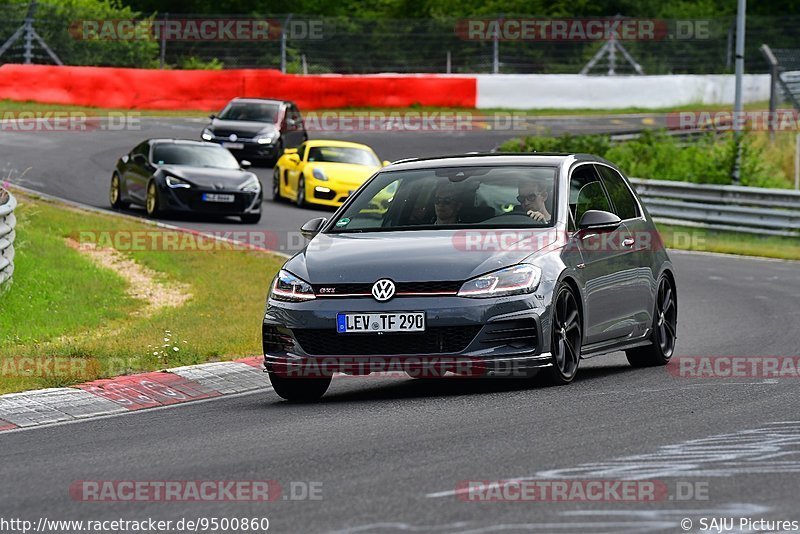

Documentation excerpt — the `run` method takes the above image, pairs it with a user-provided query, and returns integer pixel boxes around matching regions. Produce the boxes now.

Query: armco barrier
[0,188,16,287]
[630,178,800,237]
[475,74,770,109]
[0,65,476,111]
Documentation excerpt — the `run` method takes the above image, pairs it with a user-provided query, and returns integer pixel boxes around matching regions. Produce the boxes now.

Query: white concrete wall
[475,74,771,109]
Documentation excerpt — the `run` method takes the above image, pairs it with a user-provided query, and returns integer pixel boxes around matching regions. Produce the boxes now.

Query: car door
[124,141,152,203]
[596,164,654,336]
[285,143,307,199]
[569,163,637,345]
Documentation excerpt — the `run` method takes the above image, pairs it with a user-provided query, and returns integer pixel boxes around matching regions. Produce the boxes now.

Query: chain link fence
[1,2,799,75]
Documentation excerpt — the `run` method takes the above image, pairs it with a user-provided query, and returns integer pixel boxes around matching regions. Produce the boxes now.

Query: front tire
[145,181,161,218]
[269,372,331,402]
[626,275,677,367]
[544,283,582,385]
[296,176,307,208]
[272,167,285,203]
[109,173,129,209]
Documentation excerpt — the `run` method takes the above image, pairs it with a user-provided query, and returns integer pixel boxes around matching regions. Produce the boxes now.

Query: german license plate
[202,193,235,203]
[222,142,244,150]
[337,312,425,333]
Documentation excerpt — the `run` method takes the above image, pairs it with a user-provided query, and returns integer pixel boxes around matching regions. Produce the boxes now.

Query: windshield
[329,166,558,232]
[152,144,241,169]
[307,146,380,166]
[218,102,280,122]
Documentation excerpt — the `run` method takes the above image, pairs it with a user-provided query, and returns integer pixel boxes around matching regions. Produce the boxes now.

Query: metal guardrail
[629,178,800,237]
[0,187,16,287]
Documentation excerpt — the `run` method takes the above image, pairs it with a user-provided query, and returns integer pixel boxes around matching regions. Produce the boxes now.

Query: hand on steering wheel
[527,210,549,222]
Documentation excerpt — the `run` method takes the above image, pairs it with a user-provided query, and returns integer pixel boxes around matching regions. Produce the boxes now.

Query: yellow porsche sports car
[272,140,388,208]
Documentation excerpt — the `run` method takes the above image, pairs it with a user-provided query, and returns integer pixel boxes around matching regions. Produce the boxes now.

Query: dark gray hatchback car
[263,154,677,401]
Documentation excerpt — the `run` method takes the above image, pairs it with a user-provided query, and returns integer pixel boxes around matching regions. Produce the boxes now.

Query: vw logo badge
[371,279,395,302]
[229,134,238,142]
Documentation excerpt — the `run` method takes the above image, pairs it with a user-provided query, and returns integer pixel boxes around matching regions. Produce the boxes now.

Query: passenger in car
[433,181,465,225]
[515,179,552,222]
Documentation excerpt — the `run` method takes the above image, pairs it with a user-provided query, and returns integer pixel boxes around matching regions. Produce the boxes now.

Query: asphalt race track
[2,115,800,533]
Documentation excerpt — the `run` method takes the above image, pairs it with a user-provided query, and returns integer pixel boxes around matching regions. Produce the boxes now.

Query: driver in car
[515,179,552,223]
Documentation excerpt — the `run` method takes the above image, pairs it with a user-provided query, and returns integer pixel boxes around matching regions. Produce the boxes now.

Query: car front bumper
[262,294,554,378]
[160,185,262,215]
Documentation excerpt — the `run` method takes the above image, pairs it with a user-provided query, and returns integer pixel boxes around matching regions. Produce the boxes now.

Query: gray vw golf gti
[263,153,677,401]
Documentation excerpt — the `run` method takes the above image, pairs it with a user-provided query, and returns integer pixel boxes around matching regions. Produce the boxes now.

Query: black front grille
[313,189,337,200]
[479,319,538,350]
[292,326,481,355]
[313,280,461,296]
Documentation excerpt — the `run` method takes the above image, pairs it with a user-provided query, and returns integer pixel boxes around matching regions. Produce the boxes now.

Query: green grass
[0,193,284,393]
[0,98,772,118]
[659,224,800,261]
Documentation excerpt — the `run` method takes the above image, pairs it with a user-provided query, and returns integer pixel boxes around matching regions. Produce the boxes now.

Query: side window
[131,141,149,163]
[569,165,612,224]
[298,143,307,161]
[597,165,640,220]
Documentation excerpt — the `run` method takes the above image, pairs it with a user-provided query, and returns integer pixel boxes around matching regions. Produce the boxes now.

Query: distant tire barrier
[0,188,16,288]
[0,64,477,111]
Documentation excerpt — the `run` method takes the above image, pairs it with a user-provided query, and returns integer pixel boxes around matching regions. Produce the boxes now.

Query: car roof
[305,139,374,150]
[228,97,288,105]
[148,139,223,147]
[386,152,604,171]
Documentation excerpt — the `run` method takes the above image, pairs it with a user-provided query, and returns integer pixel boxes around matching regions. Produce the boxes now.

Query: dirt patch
[65,238,192,314]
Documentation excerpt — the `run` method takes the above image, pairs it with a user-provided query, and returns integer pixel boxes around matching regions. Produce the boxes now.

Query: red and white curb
[0,357,267,432]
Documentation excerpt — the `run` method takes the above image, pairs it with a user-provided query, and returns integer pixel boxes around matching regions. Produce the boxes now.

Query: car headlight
[255,133,274,145]
[270,269,316,302]
[312,167,327,181]
[201,129,214,141]
[458,264,541,298]
[165,175,191,189]
[239,176,261,192]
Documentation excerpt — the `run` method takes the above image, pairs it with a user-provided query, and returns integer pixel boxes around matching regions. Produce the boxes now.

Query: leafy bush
[179,56,224,70]
[499,129,790,188]
[31,0,160,67]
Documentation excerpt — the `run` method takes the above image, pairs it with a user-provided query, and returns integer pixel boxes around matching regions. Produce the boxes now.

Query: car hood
[309,162,380,186]
[207,119,277,137]
[284,229,561,284]
[160,165,254,189]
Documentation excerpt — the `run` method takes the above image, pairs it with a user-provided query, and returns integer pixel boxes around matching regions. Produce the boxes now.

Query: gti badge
[371,279,395,302]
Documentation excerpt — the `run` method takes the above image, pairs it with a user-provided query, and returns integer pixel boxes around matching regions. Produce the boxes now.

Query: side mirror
[284,148,298,155]
[300,217,327,240]
[578,210,622,231]
[382,160,391,167]
[240,160,252,169]
[209,113,216,119]
[132,153,148,165]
